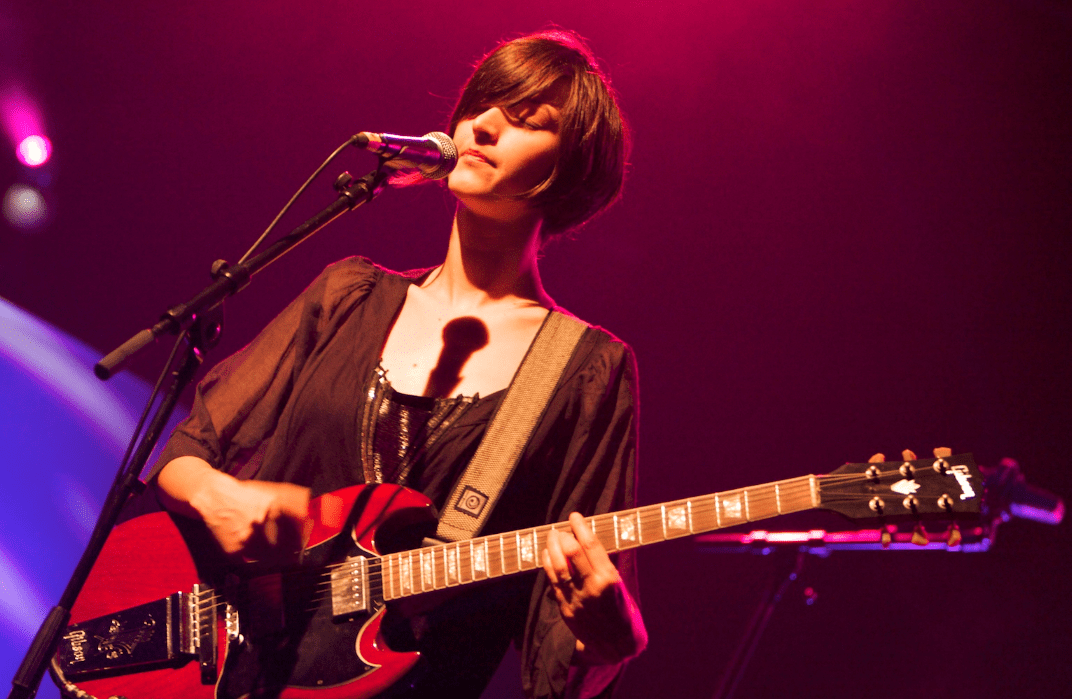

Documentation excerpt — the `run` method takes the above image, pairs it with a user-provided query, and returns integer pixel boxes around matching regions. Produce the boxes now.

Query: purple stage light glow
[17,135,51,167]
[0,86,45,149]
[2,184,48,229]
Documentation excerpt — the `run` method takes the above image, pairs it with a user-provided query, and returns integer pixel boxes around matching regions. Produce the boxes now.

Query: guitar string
[185,467,966,613]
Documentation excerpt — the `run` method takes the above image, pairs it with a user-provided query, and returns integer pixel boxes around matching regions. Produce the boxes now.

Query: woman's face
[447,87,565,223]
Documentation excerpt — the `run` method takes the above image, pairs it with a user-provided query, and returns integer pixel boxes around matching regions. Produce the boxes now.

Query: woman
[154,29,646,698]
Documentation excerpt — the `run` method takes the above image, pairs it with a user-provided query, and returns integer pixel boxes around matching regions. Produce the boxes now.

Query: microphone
[351,131,458,180]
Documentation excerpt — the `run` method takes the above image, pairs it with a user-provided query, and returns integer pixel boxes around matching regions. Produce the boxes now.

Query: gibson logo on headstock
[951,464,977,500]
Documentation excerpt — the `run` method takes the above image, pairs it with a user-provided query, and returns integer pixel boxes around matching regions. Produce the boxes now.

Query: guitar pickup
[330,556,369,617]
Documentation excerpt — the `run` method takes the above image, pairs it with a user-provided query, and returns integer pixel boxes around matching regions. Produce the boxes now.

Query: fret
[775,482,782,514]
[471,539,488,579]
[420,549,434,591]
[519,530,536,568]
[809,476,819,508]
[444,545,458,585]
[636,508,650,544]
[687,500,694,534]
[743,489,750,520]
[719,491,746,526]
[385,555,395,600]
[458,542,471,584]
[615,511,639,548]
[714,493,722,529]
[662,501,689,539]
[400,552,413,595]
[489,536,502,577]
[498,534,507,575]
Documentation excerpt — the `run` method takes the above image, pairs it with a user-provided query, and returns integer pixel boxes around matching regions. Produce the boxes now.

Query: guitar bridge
[56,587,221,683]
[330,556,369,617]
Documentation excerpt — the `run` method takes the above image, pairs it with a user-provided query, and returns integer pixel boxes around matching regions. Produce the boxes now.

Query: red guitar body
[55,484,435,699]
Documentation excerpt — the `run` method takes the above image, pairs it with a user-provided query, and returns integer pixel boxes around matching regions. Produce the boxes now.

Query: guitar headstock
[819,449,982,523]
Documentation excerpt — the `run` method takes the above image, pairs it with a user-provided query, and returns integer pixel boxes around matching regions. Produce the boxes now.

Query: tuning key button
[911,523,928,546]
[881,527,892,549]
[946,524,963,547]
[937,494,955,512]
[899,463,916,479]
[869,496,885,515]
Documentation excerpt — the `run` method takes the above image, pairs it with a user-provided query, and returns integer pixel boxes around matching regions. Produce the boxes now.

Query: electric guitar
[51,451,983,699]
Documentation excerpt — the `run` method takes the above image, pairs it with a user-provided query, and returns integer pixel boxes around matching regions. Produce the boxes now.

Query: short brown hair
[449,30,630,238]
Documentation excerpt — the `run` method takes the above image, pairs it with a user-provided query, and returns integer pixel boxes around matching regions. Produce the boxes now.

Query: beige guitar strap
[434,309,587,542]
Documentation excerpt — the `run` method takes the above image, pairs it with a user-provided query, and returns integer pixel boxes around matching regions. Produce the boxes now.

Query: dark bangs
[448,30,629,238]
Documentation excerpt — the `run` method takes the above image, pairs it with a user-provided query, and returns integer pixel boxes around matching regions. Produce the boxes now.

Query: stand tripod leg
[711,548,806,699]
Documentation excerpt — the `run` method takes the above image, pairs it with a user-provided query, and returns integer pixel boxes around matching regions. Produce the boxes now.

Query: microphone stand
[698,525,995,699]
[7,166,389,699]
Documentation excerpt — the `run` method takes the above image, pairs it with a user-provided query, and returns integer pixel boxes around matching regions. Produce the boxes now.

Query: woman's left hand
[542,512,648,665]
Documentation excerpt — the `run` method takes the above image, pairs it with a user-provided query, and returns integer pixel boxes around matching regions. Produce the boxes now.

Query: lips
[461,149,493,166]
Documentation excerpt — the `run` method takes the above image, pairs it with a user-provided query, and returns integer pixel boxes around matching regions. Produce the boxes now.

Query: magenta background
[2,1,1069,697]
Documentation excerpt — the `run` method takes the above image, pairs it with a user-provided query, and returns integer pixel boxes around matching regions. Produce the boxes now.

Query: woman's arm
[156,456,310,563]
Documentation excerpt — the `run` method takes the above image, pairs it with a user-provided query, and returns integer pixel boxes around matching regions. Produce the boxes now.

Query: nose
[470,106,504,144]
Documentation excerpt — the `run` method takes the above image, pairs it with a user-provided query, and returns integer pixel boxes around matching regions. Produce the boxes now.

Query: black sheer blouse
[152,256,639,699]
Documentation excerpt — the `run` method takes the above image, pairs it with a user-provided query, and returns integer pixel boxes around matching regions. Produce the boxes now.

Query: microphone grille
[423,132,458,180]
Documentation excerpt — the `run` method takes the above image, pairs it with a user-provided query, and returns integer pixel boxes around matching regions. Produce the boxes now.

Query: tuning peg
[933,447,952,458]
[881,526,892,549]
[901,449,918,461]
[946,523,962,548]
[911,523,928,546]
[869,453,885,463]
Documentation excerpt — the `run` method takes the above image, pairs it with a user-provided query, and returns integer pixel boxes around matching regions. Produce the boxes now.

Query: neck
[424,205,553,309]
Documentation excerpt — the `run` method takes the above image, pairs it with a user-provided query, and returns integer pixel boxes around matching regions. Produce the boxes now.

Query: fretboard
[379,474,820,601]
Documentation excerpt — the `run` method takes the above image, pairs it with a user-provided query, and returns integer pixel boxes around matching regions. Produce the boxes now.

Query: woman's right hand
[156,456,311,563]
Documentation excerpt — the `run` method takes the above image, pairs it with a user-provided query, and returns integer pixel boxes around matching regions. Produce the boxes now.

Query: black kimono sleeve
[149,258,379,480]
[516,334,640,699]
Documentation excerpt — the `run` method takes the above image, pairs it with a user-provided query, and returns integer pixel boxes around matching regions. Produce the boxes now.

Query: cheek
[516,143,560,188]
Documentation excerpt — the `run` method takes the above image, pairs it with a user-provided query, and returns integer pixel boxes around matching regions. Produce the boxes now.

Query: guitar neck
[380,474,820,601]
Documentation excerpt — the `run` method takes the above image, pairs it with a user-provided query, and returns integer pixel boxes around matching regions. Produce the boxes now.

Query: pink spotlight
[17,135,51,167]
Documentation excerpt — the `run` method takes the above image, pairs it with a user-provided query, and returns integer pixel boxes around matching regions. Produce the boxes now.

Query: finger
[274,483,311,520]
[544,527,571,579]
[569,512,614,573]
